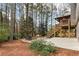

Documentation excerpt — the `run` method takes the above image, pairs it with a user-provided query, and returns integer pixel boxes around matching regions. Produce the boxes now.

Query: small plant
[30,39,56,56]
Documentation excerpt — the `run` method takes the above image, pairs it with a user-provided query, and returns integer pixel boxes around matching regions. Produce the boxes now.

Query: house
[71,3,79,39]
[76,4,79,39]
[55,15,76,37]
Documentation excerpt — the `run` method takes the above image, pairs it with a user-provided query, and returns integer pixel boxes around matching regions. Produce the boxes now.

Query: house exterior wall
[76,4,79,39]
[71,4,77,25]
[55,15,76,37]
[59,18,68,26]
[77,22,79,38]
[70,3,79,38]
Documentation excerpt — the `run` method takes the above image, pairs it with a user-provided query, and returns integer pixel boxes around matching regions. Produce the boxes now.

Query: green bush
[13,33,21,39]
[30,39,56,56]
[30,40,46,51]
[0,34,9,42]
[0,23,10,42]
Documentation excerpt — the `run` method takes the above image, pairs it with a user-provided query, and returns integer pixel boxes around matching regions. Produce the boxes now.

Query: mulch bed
[0,40,37,56]
[50,47,79,56]
[0,40,79,56]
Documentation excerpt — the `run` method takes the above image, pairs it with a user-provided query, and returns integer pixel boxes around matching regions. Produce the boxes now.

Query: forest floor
[0,40,79,56]
[0,40,36,56]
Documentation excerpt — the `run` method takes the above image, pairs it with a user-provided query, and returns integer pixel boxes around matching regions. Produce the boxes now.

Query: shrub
[30,40,46,51]
[0,34,9,42]
[13,33,21,39]
[30,39,56,56]
[0,23,10,42]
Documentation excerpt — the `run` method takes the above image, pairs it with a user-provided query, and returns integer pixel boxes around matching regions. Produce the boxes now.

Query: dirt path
[0,40,36,56]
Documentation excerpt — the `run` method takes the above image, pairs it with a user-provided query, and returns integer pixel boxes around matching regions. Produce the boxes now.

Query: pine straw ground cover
[0,40,79,56]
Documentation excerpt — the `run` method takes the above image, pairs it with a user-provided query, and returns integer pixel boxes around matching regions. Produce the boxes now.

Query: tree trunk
[10,3,16,40]
[51,4,53,30]
[0,4,3,23]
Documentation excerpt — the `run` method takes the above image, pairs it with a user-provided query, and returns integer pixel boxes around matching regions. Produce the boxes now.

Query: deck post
[68,19,71,38]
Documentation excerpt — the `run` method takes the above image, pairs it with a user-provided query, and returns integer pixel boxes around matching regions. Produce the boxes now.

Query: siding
[76,4,79,38]
[71,3,77,25]
[77,22,79,38]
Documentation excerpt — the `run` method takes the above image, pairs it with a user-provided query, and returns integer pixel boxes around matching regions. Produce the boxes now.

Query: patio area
[41,37,79,51]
